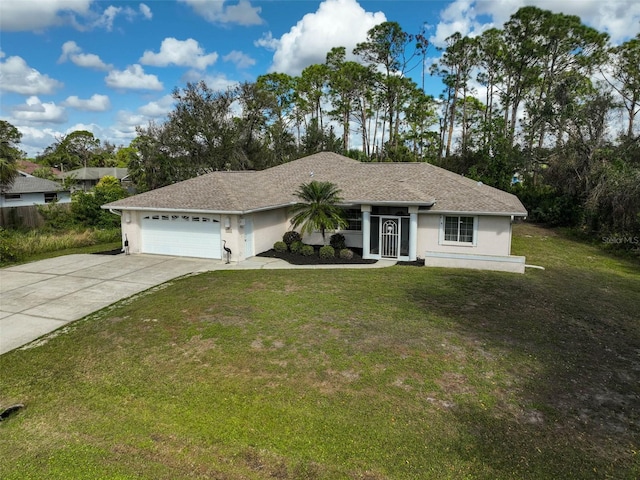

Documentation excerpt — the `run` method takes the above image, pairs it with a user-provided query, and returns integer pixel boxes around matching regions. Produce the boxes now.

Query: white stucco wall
[119,210,142,254]
[251,207,290,256]
[0,192,71,207]
[417,214,513,257]
[302,229,363,248]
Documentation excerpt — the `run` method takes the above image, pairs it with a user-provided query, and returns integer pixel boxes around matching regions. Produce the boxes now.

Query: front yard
[0,223,638,479]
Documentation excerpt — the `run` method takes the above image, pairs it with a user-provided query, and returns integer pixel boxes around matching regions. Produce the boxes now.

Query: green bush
[0,228,20,263]
[37,202,75,231]
[330,233,346,250]
[274,241,288,253]
[300,244,315,256]
[71,176,128,228]
[290,240,304,254]
[319,245,335,259]
[282,231,302,247]
[339,248,354,260]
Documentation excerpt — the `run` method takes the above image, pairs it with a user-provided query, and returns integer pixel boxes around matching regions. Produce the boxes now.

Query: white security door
[141,213,221,259]
[380,217,400,258]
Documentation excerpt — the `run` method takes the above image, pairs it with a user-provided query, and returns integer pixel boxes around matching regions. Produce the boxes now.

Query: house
[16,160,63,178]
[103,152,528,273]
[61,167,130,192]
[1,176,71,208]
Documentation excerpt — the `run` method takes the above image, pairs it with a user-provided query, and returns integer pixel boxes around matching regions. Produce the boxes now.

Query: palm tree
[0,157,18,195]
[289,180,348,244]
[0,121,22,194]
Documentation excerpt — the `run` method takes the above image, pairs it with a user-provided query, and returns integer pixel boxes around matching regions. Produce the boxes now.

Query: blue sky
[1,0,639,157]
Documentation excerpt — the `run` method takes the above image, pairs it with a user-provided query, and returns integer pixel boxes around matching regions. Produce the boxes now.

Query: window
[443,216,475,244]
[44,193,58,203]
[4,194,21,201]
[343,209,362,230]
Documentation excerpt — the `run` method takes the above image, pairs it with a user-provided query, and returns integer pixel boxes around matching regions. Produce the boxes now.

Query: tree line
[2,6,639,244]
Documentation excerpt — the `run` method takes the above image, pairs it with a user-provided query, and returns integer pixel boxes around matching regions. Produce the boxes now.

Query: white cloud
[255,32,278,51]
[179,0,263,26]
[105,64,163,90]
[0,0,154,32]
[59,41,112,70]
[181,71,239,92]
[139,3,152,20]
[430,0,488,47]
[139,38,218,70]
[12,125,60,157]
[12,97,67,124]
[223,50,256,69]
[0,56,63,95]
[0,0,92,31]
[62,94,111,112]
[115,110,150,127]
[434,0,640,47]
[92,5,121,31]
[59,40,82,61]
[266,0,387,76]
[137,95,175,117]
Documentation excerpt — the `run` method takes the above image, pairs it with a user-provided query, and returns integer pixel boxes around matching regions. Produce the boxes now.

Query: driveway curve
[1,253,396,355]
[0,253,228,355]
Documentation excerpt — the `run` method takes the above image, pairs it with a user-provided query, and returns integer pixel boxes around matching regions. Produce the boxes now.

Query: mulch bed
[92,248,124,256]
[258,247,378,265]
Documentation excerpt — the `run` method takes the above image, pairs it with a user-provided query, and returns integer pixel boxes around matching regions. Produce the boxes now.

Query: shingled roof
[103,152,527,216]
[4,177,66,194]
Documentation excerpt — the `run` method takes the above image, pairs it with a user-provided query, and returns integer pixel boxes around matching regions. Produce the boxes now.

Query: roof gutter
[423,209,528,217]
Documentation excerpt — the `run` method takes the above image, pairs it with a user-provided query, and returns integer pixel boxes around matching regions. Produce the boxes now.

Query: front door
[380,217,400,258]
[244,217,253,258]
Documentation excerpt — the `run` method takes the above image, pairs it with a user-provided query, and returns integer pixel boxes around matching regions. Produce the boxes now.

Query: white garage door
[141,213,221,259]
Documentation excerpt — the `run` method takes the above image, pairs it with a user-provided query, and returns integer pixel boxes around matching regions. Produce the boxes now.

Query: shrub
[290,240,304,254]
[319,245,335,259]
[339,248,354,260]
[330,233,346,250]
[300,244,315,256]
[0,228,20,264]
[37,202,74,231]
[274,241,288,253]
[283,231,302,247]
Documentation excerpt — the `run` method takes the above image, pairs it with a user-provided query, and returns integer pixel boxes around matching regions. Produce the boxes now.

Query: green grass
[1,223,639,479]
[0,227,121,266]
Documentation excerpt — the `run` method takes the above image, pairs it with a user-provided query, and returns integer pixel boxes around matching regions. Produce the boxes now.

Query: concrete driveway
[0,253,230,355]
[1,253,395,355]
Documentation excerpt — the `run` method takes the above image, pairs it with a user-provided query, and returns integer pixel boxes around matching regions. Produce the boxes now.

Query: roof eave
[424,209,528,217]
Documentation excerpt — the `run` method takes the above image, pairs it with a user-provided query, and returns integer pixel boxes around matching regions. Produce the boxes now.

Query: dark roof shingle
[104,152,527,216]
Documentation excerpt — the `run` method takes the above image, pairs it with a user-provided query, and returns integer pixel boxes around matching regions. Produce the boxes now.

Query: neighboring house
[16,160,63,178]
[1,176,71,208]
[61,167,130,191]
[103,152,528,273]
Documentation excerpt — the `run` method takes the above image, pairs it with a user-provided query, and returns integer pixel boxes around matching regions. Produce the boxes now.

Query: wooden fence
[0,204,72,229]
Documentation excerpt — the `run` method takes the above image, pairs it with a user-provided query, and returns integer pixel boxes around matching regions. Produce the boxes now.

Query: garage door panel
[141,214,221,259]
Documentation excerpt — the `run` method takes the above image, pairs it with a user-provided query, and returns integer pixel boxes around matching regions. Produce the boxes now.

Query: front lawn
[1,223,638,479]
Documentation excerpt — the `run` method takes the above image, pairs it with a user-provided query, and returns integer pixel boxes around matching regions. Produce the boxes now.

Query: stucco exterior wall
[302,230,363,248]
[424,252,526,274]
[251,207,290,256]
[0,192,71,208]
[119,210,142,254]
[417,214,513,257]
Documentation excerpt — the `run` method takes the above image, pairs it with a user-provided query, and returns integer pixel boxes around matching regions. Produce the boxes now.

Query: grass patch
[1,224,639,479]
[0,227,121,266]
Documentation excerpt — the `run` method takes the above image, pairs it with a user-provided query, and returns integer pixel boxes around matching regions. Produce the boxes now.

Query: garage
[141,213,221,259]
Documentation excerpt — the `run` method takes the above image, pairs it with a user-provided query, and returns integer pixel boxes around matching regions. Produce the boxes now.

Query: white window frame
[439,215,478,246]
